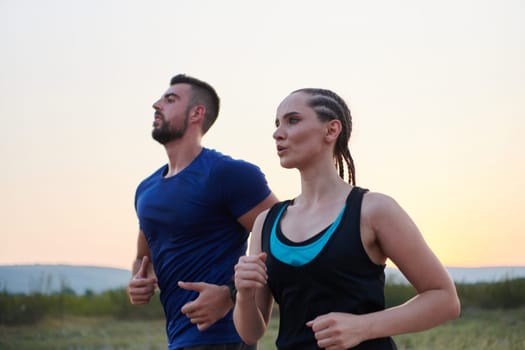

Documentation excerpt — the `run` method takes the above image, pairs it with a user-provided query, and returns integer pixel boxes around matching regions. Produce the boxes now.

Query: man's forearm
[131,258,142,276]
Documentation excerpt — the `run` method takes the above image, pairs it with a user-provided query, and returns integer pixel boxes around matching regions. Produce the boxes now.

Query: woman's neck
[296,168,351,207]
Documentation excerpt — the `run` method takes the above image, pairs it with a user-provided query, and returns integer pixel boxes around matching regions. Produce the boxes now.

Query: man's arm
[127,230,157,305]
[179,192,279,331]
[237,193,279,232]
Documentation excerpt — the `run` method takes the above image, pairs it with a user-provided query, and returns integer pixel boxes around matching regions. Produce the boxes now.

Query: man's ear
[325,119,342,143]
[189,105,206,123]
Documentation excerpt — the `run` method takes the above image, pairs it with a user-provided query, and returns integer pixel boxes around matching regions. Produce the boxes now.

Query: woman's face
[273,92,330,170]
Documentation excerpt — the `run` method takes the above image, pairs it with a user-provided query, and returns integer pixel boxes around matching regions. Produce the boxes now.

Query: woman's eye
[289,117,299,124]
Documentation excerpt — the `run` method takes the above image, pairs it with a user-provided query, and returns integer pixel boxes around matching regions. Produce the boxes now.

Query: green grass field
[0,308,523,350]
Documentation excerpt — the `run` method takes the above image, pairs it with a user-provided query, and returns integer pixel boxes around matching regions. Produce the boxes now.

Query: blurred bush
[1,278,524,325]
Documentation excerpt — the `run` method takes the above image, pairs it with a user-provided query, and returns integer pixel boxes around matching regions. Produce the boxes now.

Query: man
[127,74,278,350]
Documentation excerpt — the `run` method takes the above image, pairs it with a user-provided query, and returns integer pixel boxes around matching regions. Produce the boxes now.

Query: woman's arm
[361,192,460,337]
[233,210,274,345]
[307,192,460,349]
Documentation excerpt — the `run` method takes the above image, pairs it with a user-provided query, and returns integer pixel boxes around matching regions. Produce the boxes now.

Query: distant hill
[1,265,524,295]
[0,265,131,295]
[386,266,525,285]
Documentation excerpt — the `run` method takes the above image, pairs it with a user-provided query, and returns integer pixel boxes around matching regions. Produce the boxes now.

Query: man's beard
[152,116,189,145]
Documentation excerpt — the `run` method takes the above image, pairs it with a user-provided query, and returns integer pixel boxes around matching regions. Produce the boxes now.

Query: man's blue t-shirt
[135,148,271,349]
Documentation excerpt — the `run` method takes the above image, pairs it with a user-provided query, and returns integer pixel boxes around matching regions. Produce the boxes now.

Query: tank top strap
[261,200,290,253]
[346,186,369,218]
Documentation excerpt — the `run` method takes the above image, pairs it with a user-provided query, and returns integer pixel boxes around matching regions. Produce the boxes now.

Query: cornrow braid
[293,88,356,185]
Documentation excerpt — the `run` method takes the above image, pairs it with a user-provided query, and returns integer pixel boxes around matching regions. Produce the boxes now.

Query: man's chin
[151,132,168,145]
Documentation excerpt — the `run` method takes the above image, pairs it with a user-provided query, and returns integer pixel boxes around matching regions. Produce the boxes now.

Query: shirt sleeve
[210,157,272,219]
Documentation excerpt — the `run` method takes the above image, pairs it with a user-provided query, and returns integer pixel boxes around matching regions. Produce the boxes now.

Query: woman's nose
[273,126,284,140]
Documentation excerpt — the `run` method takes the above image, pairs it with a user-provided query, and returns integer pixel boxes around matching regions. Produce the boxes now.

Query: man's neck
[163,141,203,178]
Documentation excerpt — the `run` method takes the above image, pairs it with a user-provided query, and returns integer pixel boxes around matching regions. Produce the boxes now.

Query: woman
[233,88,460,350]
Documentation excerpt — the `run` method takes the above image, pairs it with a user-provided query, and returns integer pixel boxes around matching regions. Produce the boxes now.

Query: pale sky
[1,0,523,270]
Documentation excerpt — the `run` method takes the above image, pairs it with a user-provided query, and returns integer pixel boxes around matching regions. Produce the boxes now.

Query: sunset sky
[1,0,523,270]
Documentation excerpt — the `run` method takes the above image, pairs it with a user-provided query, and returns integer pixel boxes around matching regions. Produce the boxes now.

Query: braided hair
[292,88,356,185]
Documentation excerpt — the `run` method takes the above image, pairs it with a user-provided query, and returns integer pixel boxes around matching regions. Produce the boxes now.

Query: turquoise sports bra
[269,202,346,266]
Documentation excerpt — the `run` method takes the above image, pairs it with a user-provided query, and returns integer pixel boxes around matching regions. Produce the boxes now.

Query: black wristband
[226,280,237,304]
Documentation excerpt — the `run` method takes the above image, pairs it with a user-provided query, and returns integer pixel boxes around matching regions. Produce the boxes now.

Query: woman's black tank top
[261,186,397,350]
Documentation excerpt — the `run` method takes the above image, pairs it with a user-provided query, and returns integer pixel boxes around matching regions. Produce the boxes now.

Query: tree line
[1,278,524,326]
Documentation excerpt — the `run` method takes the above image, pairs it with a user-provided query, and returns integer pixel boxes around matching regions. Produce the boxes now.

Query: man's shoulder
[136,164,167,188]
[203,148,261,171]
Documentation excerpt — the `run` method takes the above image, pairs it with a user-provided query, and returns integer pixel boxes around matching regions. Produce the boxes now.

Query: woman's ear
[325,119,342,143]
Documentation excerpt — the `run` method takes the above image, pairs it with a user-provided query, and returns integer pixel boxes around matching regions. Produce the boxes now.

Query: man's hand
[127,256,157,305]
[179,281,232,331]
